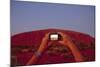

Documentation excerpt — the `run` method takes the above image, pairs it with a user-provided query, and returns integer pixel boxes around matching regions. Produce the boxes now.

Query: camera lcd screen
[50,34,59,40]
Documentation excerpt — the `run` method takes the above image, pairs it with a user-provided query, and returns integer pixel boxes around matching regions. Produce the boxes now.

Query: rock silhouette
[11,29,95,66]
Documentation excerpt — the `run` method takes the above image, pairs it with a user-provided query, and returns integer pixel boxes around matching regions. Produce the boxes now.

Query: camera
[49,33,62,41]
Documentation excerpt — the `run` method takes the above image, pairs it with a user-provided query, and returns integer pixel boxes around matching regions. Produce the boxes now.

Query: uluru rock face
[11,29,95,66]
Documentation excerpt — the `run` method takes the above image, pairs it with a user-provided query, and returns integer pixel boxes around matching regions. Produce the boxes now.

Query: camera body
[49,33,62,41]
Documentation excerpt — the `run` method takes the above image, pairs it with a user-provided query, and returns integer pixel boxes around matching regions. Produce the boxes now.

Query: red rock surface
[11,29,95,66]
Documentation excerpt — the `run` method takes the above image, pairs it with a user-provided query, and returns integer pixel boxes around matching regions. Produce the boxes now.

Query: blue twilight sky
[11,1,95,37]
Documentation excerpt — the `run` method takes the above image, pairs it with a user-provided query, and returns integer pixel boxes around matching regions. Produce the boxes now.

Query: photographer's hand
[58,32,85,62]
[26,33,50,65]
